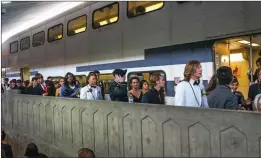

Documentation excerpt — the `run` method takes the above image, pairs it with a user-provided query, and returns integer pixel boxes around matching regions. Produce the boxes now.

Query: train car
[2,1,261,105]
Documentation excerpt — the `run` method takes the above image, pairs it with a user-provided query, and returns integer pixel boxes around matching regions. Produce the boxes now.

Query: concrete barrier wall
[2,91,261,157]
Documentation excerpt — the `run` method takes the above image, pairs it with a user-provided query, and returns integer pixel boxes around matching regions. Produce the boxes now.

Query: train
[2,1,261,105]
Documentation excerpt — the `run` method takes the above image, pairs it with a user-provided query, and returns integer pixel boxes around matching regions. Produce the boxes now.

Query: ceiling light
[1,1,11,4]
[2,2,84,43]
[238,40,250,44]
[230,53,245,62]
[74,27,86,33]
[249,43,260,47]
[145,3,164,12]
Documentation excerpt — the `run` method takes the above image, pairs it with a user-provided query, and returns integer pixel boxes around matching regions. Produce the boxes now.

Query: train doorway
[213,34,261,98]
[20,67,30,82]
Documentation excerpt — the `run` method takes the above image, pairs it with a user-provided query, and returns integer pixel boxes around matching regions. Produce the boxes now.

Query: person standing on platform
[60,72,80,98]
[108,69,128,102]
[207,66,238,109]
[141,73,165,105]
[80,72,103,100]
[174,60,208,108]
[93,70,105,100]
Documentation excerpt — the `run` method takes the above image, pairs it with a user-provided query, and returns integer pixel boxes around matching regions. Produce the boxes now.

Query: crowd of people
[1,60,261,111]
[1,130,95,158]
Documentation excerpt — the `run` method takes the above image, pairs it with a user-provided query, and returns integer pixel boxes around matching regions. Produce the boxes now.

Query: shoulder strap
[187,81,200,106]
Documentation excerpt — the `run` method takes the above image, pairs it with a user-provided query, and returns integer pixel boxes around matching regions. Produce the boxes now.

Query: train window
[127,70,167,89]
[67,15,87,36]
[48,24,63,42]
[92,2,119,29]
[75,75,87,87]
[49,76,63,82]
[32,31,45,47]
[20,36,30,51]
[10,41,18,54]
[127,1,164,18]
[99,73,114,95]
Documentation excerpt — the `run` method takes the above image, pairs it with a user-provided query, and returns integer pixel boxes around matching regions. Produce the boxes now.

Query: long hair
[184,60,201,81]
[64,72,76,86]
[140,80,149,89]
[206,74,218,96]
[150,73,161,87]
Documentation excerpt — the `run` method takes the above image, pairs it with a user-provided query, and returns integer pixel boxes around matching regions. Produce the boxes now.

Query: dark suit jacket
[26,84,44,96]
[207,85,238,109]
[1,143,13,158]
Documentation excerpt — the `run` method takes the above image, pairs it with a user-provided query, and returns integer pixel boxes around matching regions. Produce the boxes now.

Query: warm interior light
[230,53,245,62]
[221,55,229,63]
[145,3,163,12]
[109,17,118,23]
[57,34,62,39]
[238,40,250,44]
[99,17,118,26]
[74,27,86,33]
[99,20,108,26]
[249,43,260,47]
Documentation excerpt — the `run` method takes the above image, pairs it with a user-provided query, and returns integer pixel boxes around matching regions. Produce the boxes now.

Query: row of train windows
[50,70,166,94]
[9,1,164,54]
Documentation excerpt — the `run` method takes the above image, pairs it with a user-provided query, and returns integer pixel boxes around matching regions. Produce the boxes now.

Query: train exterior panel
[2,2,261,105]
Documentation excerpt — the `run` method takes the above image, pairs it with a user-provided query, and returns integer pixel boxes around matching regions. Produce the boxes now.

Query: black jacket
[26,84,44,96]
[108,81,128,102]
[141,87,165,105]
[207,85,238,109]
[1,143,13,158]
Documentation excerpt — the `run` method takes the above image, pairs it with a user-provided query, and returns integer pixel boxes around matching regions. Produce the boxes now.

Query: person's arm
[174,83,186,106]
[80,87,86,99]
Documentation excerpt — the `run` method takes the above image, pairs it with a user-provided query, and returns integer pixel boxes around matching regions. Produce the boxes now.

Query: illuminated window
[48,24,63,42]
[92,2,119,29]
[32,31,45,47]
[127,70,167,89]
[20,36,30,51]
[67,15,87,36]
[127,1,164,18]
[10,41,18,54]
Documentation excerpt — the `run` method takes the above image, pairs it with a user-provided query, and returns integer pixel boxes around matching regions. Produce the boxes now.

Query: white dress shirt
[80,84,102,100]
[174,79,208,108]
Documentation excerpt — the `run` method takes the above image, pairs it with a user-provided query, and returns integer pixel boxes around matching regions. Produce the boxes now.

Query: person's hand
[245,98,252,105]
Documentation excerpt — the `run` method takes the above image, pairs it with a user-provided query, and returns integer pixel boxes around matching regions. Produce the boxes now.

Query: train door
[20,67,30,81]
[213,34,261,98]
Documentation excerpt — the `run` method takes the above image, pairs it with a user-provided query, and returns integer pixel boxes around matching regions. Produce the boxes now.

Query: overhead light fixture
[109,17,118,23]
[249,43,260,47]
[74,27,86,33]
[238,40,250,44]
[145,3,164,12]
[99,20,108,26]
[1,1,11,4]
[57,34,62,39]
[2,2,84,43]
[230,53,245,62]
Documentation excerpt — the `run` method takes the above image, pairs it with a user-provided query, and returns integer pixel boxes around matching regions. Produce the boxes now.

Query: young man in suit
[80,72,103,100]
[208,66,238,109]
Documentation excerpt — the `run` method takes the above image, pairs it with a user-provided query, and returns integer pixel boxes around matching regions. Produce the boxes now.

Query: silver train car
[2,1,261,105]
